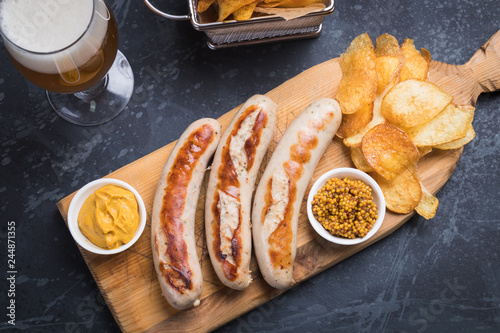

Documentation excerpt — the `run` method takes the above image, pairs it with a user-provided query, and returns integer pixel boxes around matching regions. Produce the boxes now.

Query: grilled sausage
[205,95,277,289]
[252,98,342,289]
[151,118,221,309]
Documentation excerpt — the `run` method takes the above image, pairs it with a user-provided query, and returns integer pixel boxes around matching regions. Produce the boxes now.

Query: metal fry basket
[143,0,335,49]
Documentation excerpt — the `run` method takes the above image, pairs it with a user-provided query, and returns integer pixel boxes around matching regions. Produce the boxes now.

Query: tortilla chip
[233,0,260,20]
[198,0,216,12]
[258,0,321,7]
[218,0,255,21]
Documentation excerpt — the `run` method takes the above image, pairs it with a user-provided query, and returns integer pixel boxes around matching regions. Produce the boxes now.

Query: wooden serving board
[57,30,500,332]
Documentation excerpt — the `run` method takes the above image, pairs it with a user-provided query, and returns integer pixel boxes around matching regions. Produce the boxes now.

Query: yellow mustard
[78,184,140,249]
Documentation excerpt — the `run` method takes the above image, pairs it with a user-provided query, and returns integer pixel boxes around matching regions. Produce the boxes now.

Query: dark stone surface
[0,0,499,332]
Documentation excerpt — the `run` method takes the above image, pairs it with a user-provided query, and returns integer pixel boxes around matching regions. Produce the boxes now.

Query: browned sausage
[151,118,221,309]
[205,95,277,289]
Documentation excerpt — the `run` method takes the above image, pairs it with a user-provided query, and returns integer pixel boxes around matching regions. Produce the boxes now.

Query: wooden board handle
[429,29,500,106]
[463,29,500,102]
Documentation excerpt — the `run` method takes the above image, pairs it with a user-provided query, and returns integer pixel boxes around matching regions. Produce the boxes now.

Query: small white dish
[307,167,386,245]
[67,178,147,255]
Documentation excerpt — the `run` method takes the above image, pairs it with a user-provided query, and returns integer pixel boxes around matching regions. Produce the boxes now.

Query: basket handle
[142,0,190,21]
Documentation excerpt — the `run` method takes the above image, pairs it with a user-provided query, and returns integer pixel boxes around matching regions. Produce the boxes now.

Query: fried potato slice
[336,33,377,114]
[400,39,431,81]
[375,34,404,95]
[350,146,374,172]
[459,105,475,115]
[405,104,474,147]
[362,123,420,180]
[415,183,439,219]
[376,57,403,96]
[381,79,453,128]
[433,124,476,150]
[418,146,433,157]
[371,167,422,214]
[375,33,401,58]
[232,0,260,20]
[343,95,386,147]
[337,102,373,138]
[218,0,256,21]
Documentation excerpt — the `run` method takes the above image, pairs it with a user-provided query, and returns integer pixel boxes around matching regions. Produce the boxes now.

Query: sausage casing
[151,118,221,309]
[205,95,277,289]
[252,99,342,289]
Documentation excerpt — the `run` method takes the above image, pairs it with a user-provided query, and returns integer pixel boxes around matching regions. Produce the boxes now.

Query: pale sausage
[205,95,277,289]
[252,99,342,289]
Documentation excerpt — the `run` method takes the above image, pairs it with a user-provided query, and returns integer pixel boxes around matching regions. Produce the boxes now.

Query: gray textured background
[0,0,499,332]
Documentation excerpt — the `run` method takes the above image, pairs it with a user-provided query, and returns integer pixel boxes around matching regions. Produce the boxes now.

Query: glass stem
[74,74,109,102]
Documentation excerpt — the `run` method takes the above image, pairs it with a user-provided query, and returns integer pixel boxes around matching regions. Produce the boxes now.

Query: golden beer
[0,0,119,94]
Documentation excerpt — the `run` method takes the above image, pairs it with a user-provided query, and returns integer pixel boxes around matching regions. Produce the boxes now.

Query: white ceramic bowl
[307,168,386,245]
[67,178,147,255]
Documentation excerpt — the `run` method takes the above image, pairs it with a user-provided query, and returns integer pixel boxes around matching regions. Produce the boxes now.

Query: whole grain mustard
[311,177,377,239]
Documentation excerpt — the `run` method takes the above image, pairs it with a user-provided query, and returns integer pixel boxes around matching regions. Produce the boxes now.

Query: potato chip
[399,39,431,82]
[406,104,474,146]
[336,33,377,114]
[418,146,433,157]
[415,183,439,219]
[350,146,374,172]
[337,102,373,138]
[361,123,420,180]
[343,96,386,147]
[232,0,260,20]
[433,124,476,150]
[370,167,422,214]
[457,104,475,116]
[218,0,255,21]
[375,34,404,95]
[336,33,481,218]
[376,57,403,96]
[375,33,401,58]
[381,79,453,128]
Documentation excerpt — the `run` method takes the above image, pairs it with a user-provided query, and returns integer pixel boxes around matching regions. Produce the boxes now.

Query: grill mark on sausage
[212,105,268,281]
[262,177,274,225]
[268,160,301,270]
[264,114,333,270]
[159,124,216,293]
[245,109,267,171]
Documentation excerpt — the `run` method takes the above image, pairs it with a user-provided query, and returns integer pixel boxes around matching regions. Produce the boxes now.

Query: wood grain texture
[57,30,500,333]
[429,30,500,106]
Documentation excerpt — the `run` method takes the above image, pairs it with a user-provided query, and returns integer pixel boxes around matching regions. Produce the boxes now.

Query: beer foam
[0,0,93,52]
[0,0,108,74]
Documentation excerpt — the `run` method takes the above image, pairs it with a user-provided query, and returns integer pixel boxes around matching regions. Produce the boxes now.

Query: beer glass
[0,0,134,126]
